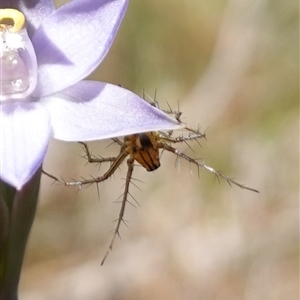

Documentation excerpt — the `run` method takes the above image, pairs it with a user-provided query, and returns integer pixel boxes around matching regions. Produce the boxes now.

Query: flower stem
[0,168,41,300]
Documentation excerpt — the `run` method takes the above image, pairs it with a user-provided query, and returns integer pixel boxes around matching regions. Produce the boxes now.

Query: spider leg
[159,131,206,144]
[42,151,128,187]
[79,142,117,164]
[111,138,124,147]
[101,157,135,265]
[141,91,183,121]
[159,143,259,193]
[42,170,62,182]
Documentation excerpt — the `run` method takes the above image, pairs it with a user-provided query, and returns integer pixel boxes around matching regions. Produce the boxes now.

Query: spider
[43,126,258,265]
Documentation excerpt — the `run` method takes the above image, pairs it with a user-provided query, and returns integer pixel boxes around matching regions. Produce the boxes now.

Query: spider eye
[138,133,153,149]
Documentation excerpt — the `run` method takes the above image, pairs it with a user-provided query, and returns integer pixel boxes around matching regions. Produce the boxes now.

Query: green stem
[0,168,41,300]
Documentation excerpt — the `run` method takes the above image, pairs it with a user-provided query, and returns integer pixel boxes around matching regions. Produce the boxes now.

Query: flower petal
[41,81,183,141]
[0,103,51,189]
[18,0,55,37]
[32,0,128,97]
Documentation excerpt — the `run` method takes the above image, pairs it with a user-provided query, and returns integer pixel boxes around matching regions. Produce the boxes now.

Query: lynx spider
[43,96,258,264]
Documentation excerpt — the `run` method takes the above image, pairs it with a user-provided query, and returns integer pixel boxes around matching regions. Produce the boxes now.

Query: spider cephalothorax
[123,133,160,171]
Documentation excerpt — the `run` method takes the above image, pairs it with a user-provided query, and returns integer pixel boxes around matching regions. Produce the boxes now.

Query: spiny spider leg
[111,138,123,147]
[79,142,117,164]
[142,90,160,108]
[142,91,183,122]
[158,142,259,193]
[69,151,128,186]
[42,170,62,183]
[43,151,128,187]
[159,131,206,143]
[101,157,135,265]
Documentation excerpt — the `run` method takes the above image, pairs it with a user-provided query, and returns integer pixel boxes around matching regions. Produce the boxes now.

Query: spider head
[124,132,160,171]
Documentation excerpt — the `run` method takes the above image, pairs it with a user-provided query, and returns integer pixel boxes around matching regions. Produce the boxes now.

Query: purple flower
[0,0,182,189]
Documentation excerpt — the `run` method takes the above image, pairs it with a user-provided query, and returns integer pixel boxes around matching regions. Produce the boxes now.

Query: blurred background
[20,0,298,299]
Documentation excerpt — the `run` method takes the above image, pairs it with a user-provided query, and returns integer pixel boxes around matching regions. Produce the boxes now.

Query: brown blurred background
[20,0,298,299]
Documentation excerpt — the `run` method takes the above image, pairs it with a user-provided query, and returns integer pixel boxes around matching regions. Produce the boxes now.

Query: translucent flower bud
[0,9,37,102]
